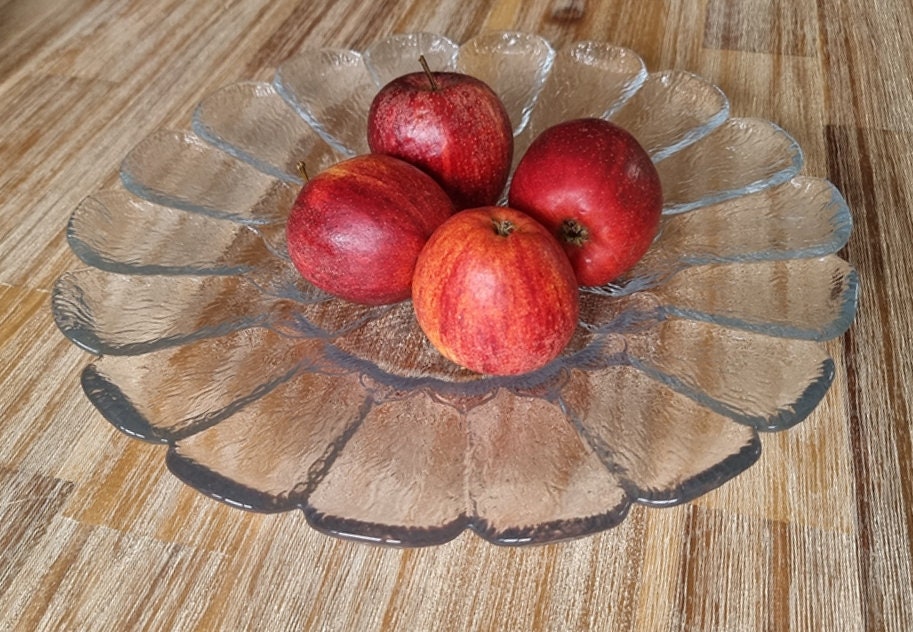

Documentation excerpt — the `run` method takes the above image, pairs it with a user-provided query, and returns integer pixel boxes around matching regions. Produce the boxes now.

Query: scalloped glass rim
[52,31,858,547]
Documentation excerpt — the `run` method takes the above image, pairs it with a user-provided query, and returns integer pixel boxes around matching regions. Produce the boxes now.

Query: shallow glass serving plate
[53,32,857,547]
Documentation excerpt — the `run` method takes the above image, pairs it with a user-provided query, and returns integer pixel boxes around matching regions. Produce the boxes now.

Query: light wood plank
[1,0,912,629]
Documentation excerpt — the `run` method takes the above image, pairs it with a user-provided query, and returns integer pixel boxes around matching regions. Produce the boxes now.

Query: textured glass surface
[192,82,344,184]
[528,40,646,134]
[364,32,460,87]
[52,32,858,547]
[457,32,556,137]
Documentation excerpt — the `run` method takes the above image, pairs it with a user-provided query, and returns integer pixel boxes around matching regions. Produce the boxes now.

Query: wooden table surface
[2,0,911,630]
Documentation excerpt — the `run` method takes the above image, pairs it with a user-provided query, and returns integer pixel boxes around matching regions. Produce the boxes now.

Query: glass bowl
[52,31,858,547]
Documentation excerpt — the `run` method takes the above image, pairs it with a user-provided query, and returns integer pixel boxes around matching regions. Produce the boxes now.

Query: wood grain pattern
[1,0,912,629]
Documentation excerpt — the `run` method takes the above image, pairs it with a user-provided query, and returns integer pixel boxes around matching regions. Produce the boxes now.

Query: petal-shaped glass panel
[617,177,853,292]
[82,328,326,443]
[273,48,374,156]
[466,389,630,545]
[52,269,273,355]
[657,118,804,215]
[192,81,343,183]
[363,32,459,87]
[623,319,834,431]
[526,40,647,138]
[167,370,371,512]
[120,130,297,224]
[609,70,730,161]
[652,256,858,340]
[67,191,271,275]
[458,31,555,136]
[560,366,761,505]
[306,392,469,546]
[581,257,857,342]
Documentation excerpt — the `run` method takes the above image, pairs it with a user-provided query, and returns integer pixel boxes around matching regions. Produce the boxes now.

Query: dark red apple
[508,117,662,287]
[286,154,455,305]
[367,60,513,210]
[412,206,579,376]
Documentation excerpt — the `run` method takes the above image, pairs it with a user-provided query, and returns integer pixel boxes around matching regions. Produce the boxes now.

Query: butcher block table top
[1,0,911,629]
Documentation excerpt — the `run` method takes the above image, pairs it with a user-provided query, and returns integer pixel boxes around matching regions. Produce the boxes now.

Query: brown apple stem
[560,218,590,246]
[296,160,309,182]
[492,218,515,237]
[418,55,439,91]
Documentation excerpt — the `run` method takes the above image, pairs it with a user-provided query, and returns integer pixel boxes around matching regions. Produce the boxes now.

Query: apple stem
[560,218,590,246]
[492,218,515,237]
[418,55,439,91]
[296,161,309,182]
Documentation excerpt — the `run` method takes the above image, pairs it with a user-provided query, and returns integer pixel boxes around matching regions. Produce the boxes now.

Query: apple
[286,153,455,305]
[508,117,663,287]
[367,58,513,210]
[412,206,579,376]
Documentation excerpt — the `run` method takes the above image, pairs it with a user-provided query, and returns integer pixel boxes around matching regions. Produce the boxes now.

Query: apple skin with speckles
[286,154,455,306]
[412,206,579,376]
[508,118,663,287]
[367,70,513,210]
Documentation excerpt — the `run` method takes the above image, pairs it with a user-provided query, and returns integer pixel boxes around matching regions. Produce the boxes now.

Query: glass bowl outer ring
[55,31,857,547]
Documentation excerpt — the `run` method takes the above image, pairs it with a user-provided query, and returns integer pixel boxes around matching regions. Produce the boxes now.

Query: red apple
[508,117,662,287]
[367,60,513,210]
[412,206,579,376]
[286,154,455,305]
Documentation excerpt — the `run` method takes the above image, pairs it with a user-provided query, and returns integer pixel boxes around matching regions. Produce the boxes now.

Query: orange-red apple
[412,206,579,375]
